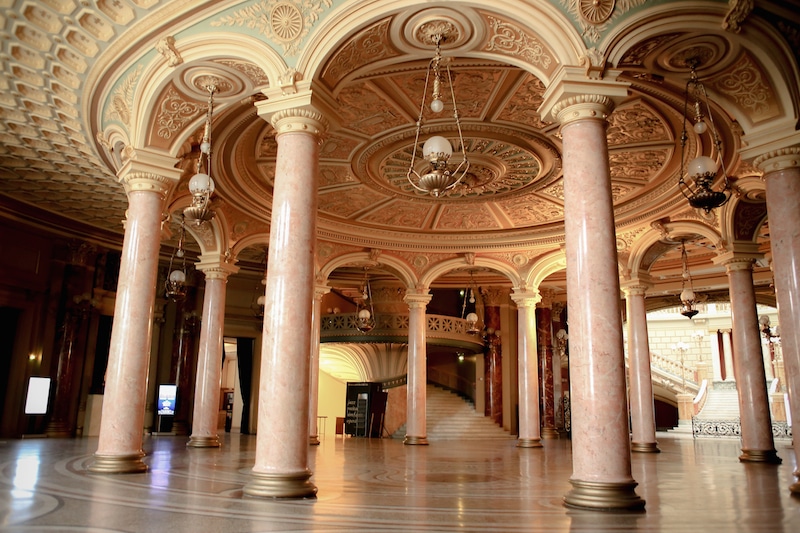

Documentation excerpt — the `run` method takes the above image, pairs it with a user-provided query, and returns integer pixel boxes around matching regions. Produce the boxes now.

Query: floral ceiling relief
[435,204,501,231]
[335,82,407,136]
[607,102,670,146]
[321,18,399,89]
[708,53,778,122]
[560,0,648,44]
[496,74,551,129]
[497,194,564,226]
[609,150,668,183]
[358,201,433,229]
[212,0,333,56]
[481,14,555,75]
[318,186,386,219]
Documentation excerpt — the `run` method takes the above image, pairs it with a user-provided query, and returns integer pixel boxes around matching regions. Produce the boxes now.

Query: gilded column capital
[196,255,239,281]
[269,107,329,138]
[753,146,800,174]
[510,289,541,308]
[481,286,510,306]
[314,284,331,300]
[551,94,616,127]
[117,147,182,198]
[713,249,761,271]
[621,277,652,297]
[404,289,432,309]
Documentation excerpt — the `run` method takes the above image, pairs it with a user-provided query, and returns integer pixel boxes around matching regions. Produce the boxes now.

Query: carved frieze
[481,14,555,74]
[104,65,142,128]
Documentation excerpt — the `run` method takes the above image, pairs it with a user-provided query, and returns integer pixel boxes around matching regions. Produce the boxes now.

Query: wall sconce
[405,30,469,197]
[184,84,217,225]
[677,59,732,212]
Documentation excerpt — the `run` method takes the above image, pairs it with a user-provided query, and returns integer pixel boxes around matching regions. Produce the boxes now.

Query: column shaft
[624,286,659,453]
[189,266,234,448]
[557,97,644,510]
[724,261,780,462]
[536,306,557,438]
[512,293,542,448]
[90,171,173,473]
[757,148,800,491]
[404,292,431,445]
[245,111,324,498]
[308,286,328,445]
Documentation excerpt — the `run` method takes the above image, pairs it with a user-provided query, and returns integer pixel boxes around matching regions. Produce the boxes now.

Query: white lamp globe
[693,120,708,134]
[188,172,215,194]
[200,140,211,154]
[430,98,444,113]
[688,156,717,177]
[466,312,478,323]
[169,269,186,284]
[256,295,265,306]
[680,287,695,303]
[422,136,452,160]
[358,308,371,320]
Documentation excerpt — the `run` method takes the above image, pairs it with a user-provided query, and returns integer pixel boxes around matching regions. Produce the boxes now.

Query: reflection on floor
[1,432,798,532]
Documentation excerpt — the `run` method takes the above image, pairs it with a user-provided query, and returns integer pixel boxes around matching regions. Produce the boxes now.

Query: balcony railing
[320,313,485,350]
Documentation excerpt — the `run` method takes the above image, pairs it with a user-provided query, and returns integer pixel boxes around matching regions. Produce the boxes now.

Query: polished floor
[0,431,798,532]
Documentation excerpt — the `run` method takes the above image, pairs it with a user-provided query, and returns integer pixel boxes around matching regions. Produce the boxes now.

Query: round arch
[626,220,721,276]
[420,256,522,289]
[297,0,586,91]
[525,249,567,290]
[319,252,418,288]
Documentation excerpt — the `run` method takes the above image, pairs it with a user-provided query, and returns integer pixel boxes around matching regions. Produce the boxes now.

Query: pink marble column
[308,285,329,445]
[511,291,543,448]
[622,282,659,453]
[554,95,644,510]
[404,290,431,445]
[756,148,800,493]
[89,157,179,473]
[718,256,780,463]
[244,108,327,498]
[483,304,503,425]
[188,260,238,448]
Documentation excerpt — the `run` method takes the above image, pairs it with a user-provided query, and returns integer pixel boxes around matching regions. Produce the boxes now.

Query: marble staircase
[393,384,514,441]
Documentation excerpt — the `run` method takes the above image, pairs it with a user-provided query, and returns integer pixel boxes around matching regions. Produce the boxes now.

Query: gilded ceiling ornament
[722,0,753,34]
[155,36,183,67]
[219,60,270,86]
[560,0,646,43]
[579,0,615,24]
[212,0,332,56]
[104,65,142,128]
[710,55,773,117]
[156,87,202,140]
[484,16,552,70]
[321,19,395,88]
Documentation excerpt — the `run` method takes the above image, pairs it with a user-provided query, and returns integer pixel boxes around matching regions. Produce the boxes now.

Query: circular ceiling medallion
[580,0,615,24]
[271,2,303,42]
[658,35,733,74]
[400,8,474,51]
[178,64,247,100]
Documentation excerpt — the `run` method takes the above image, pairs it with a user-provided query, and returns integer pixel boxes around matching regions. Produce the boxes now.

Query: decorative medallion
[579,0,615,24]
[212,0,333,56]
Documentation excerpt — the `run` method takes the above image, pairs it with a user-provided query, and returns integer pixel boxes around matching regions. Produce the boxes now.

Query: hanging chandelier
[405,32,469,197]
[679,240,699,319]
[165,216,188,301]
[355,268,375,332]
[677,59,732,213]
[461,271,480,334]
[184,84,217,225]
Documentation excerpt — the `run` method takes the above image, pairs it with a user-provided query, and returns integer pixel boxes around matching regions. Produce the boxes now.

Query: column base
[87,452,147,474]
[541,427,560,439]
[243,470,317,499]
[631,442,660,453]
[516,438,543,448]
[563,479,645,511]
[309,435,320,446]
[739,448,782,464]
[187,435,220,448]
[403,435,429,445]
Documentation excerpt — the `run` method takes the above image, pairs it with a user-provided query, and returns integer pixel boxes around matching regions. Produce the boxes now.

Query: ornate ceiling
[1,0,798,301]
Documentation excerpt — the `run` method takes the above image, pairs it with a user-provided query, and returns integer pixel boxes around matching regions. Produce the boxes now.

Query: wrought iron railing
[320,312,485,350]
[691,418,793,439]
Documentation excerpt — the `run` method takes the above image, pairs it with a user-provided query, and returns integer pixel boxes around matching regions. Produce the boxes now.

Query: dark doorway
[0,307,21,430]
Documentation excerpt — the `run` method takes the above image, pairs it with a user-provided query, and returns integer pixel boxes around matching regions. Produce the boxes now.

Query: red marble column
[188,260,237,448]
[554,94,644,510]
[244,107,326,498]
[308,285,329,445]
[536,304,557,438]
[511,291,542,448]
[90,154,180,474]
[755,147,800,492]
[622,281,659,453]
[717,255,781,462]
[404,290,432,445]
[483,302,502,425]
